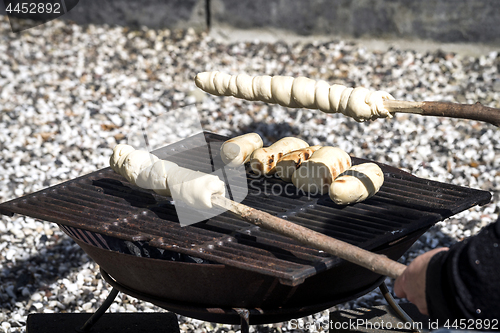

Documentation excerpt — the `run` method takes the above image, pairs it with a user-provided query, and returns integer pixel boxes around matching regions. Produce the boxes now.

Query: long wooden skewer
[211,194,407,279]
[384,100,500,127]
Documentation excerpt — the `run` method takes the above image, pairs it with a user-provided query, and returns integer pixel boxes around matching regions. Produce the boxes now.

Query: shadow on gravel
[239,120,305,145]
[0,230,92,310]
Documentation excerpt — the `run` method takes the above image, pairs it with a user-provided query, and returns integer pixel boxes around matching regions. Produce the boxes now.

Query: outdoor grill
[0,131,492,331]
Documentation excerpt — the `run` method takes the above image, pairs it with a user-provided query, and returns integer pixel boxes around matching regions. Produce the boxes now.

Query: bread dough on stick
[168,168,226,209]
[135,160,179,196]
[121,150,159,185]
[195,71,395,122]
[110,144,226,209]
[110,144,135,174]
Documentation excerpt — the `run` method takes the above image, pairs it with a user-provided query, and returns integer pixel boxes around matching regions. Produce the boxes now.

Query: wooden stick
[211,194,407,279]
[384,99,500,127]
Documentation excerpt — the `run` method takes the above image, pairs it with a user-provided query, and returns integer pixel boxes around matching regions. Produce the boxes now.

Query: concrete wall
[210,0,500,44]
[0,0,208,31]
[2,0,500,44]
[62,0,207,30]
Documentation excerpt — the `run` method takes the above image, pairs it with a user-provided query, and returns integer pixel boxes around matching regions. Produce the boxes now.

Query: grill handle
[211,194,407,279]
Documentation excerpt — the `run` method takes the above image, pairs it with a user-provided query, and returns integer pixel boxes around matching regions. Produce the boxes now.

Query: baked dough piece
[275,145,322,182]
[292,147,351,195]
[330,163,384,205]
[110,144,226,209]
[249,137,309,176]
[220,133,263,167]
[195,71,395,122]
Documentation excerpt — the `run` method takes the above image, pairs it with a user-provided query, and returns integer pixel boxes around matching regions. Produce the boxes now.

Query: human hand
[394,247,449,315]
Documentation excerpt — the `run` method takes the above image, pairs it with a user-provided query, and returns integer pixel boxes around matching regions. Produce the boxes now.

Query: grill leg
[379,282,422,333]
[75,288,120,332]
[234,308,250,333]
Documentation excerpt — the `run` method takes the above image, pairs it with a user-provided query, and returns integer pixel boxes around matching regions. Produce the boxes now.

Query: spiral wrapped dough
[195,71,395,122]
[110,144,226,209]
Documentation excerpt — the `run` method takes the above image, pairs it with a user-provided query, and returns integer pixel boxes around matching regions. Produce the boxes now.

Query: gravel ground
[1,16,499,333]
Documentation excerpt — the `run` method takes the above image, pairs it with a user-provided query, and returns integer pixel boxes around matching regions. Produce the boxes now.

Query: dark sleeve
[425,218,500,321]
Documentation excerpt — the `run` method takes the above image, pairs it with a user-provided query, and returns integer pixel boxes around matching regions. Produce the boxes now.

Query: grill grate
[0,132,491,286]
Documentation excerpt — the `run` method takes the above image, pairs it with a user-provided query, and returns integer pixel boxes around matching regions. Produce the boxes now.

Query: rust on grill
[0,132,492,286]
